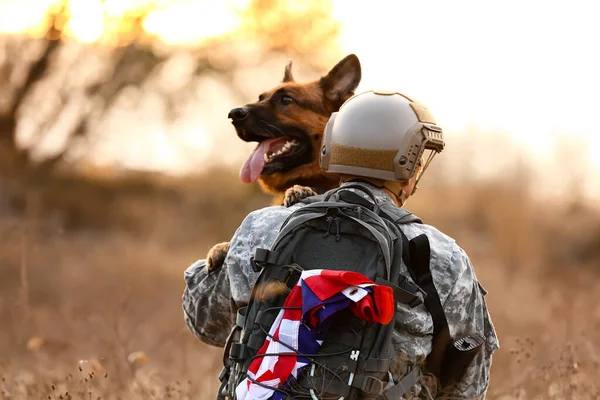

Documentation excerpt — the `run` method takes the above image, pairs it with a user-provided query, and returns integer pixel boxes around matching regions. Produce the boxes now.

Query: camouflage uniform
[183,182,499,399]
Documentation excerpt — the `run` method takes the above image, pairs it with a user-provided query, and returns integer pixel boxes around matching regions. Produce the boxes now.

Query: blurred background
[0,0,599,398]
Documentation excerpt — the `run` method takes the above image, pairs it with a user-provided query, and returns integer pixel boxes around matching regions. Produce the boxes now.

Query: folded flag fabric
[235,269,394,400]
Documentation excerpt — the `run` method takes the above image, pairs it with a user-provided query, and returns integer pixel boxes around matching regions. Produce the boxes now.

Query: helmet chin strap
[399,187,411,205]
[399,151,436,203]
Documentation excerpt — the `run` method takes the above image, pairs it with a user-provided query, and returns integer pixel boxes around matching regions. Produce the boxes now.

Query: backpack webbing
[399,230,452,381]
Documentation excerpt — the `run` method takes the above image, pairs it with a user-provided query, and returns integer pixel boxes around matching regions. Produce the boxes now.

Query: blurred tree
[0,0,341,215]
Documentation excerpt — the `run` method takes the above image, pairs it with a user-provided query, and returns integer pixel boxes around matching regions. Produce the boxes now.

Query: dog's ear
[320,54,361,111]
[282,60,294,82]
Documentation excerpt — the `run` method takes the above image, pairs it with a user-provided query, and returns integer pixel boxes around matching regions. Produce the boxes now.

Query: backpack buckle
[229,342,246,362]
[408,296,424,308]
[250,257,261,272]
[358,375,385,395]
[253,248,280,271]
[218,366,230,382]
[398,275,427,308]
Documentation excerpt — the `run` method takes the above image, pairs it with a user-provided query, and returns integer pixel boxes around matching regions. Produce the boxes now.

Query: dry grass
[1,167,599,399]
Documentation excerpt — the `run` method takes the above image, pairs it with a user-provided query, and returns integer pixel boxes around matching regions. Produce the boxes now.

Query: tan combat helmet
[320,89,445,201]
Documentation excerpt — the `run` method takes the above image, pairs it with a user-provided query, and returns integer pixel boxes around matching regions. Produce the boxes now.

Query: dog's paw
[283,185,318,207]
[206,242,230,272]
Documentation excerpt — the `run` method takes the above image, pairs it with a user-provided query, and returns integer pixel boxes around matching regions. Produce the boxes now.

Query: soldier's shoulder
[238,204,299,231]
[402,221,458,253]
[401,221,472,287]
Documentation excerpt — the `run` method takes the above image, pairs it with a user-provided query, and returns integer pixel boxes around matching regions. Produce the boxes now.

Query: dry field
[1,169,599,399]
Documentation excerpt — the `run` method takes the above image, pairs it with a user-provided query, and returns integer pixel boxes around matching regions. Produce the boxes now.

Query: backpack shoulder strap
[397,229,452,380]
[378,205,451,379]
[298,193,326,205]
[298,182,379,206]
[378,202,422,225]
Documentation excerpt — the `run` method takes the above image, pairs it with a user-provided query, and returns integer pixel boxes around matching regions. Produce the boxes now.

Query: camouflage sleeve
[436,248,499,400]
[223,205,297,305]
[182,205,295,347]
[182,259,236,347]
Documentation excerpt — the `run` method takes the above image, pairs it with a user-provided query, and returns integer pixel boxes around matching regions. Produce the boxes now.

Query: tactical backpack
[218,183,483,399]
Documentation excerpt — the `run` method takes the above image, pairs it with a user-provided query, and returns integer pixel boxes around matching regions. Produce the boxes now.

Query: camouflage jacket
[183,183,499,399]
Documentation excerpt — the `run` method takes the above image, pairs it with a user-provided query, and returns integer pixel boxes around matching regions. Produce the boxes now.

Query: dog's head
[229,54,361,195]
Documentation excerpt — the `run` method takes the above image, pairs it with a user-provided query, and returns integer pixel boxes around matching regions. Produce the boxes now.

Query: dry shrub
[0,221,224,399]
[1,166,599,399]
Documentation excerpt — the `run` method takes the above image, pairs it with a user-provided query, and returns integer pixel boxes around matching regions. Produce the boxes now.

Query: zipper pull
[334,217,341,242]
[323,216,334,238]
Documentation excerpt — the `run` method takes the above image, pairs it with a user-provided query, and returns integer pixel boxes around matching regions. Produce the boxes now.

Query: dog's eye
[280,95,294,105]
[258,94,265,101]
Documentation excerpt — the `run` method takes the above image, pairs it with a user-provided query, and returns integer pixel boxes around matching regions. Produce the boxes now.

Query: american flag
[235,269,395,400]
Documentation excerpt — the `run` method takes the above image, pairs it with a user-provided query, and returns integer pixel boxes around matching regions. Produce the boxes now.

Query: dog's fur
[229,54,362,204]
[206,55,361,271]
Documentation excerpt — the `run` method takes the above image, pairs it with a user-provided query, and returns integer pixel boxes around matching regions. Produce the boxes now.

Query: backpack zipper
[334,217,341,241]
[323,216,334,238]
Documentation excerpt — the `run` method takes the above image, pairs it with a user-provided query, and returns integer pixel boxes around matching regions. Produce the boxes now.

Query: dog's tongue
[240,138,279,183]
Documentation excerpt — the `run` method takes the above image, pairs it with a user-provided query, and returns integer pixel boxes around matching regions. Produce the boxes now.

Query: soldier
[183,90,499,399]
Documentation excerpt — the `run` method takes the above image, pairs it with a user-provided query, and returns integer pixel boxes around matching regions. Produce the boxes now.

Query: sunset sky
[335,1,599,160]
[1,0,599,196]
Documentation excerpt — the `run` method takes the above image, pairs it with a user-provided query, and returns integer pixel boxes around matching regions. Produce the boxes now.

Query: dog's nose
[228,107,249,121]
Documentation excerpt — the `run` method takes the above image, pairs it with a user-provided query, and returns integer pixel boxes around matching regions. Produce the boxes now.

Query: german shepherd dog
[206,54,362,271]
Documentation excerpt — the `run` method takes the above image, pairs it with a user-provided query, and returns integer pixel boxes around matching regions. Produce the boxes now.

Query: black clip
[250,257,261,273]
[229,342,246,362]
[218,366,230,382]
